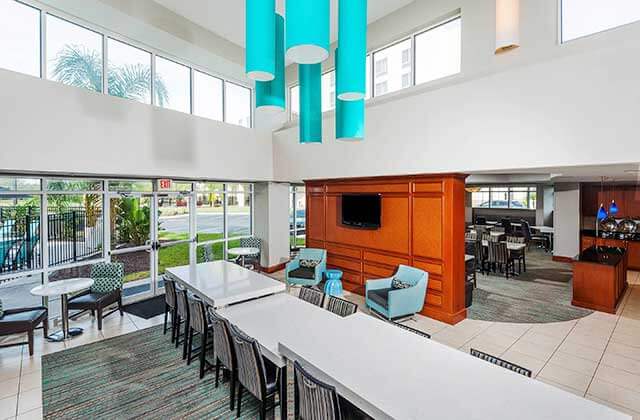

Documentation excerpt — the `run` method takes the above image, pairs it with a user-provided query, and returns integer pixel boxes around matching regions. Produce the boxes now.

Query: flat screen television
[341,194,381,229]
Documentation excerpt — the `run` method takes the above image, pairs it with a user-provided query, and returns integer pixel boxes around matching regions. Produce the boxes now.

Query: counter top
[582,230,640,241]
[577,246,626,266]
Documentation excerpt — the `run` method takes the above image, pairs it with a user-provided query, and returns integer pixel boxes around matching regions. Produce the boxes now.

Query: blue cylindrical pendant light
[299,63,322,143]
[337,0,367,101]
[256,13,285,112]
[286,0,329,64]
[335,48,364,140]
[246,0,276,81]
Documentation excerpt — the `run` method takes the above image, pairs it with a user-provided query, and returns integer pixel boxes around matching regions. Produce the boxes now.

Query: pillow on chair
[300,259,320,268]
[391,277,412,289]
[91,277,122,294]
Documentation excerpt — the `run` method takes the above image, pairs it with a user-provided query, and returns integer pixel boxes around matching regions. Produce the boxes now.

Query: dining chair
[175,286,190,359]
[0,300,48,356]
[488,241,515,279]
[209,308,238,410]
[470,348,532,377]
[298,287,325,307]
[229,324,281,420]
[294,360,343,420]
[187,297,214,378]
[521,220,550,252]
[163,277,177,342]
[326,296,358,317]
[393,321,431,339]
[507,235,527,273]
[474,239,487,277]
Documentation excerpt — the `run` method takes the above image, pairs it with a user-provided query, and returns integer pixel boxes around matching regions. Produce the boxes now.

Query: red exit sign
[158,179,173,191]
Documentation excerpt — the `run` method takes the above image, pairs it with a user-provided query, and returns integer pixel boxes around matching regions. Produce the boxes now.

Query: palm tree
[51,45,168,105]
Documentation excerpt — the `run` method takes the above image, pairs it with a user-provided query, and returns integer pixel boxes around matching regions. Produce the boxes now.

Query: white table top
[465,254,475,262]
[532,226,555,234]
[30,278,94,297]
[165,261,285,308]
[482,240,527,251]
[227,247,260,256]
[278,312,628,420]
[218,293,345,367]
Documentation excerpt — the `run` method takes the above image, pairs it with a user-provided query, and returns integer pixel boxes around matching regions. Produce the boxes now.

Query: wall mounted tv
[341,194,382,229]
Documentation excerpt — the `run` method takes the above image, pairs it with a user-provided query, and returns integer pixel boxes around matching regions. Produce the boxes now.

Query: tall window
[193,70,223,121]
[0,0,40,77]
[107,38,152,104]
[46,14,103,92]
[415,17,461,85]
[365,54,372,100]
[471,186,537,210]
[373,39,412,97]
[321,70,336,112]
[290,185,306,250]
[561,0,640,43]
[155,56,191,113]
[290,85,300,118]
[225,82,251,128]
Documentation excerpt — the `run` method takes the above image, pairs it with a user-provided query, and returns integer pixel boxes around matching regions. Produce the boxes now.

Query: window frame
[471,186,538,210]
[559,0,640,44]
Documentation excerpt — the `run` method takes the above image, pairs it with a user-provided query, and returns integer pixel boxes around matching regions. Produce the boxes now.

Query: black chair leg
[97,308,103,331]
[230,370,236,411]
[186,328,193,363]
[118,293,124,316]
[215,359,221,387]
[27,329,34,356]
[259,401,266,420]
[237,384,243,417]
[174,317,181,348]
[199,332,207,379]
[163,304,169,335]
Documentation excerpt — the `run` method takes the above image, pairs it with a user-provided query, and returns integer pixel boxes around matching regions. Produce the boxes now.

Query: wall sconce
[495,0,520,54]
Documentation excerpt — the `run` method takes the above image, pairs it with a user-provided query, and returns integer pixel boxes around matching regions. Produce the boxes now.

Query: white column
[553,183,580,259]
[254,182,291,269]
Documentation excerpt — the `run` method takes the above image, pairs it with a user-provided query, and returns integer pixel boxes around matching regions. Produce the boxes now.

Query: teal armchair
[365,265,428,320]
[286,248,327,287]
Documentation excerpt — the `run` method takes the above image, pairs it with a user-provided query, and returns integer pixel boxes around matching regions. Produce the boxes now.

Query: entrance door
[156,192,193,290]
[108,193,155,302]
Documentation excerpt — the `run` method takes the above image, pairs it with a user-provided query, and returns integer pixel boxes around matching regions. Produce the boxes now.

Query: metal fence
[0,207,103,274]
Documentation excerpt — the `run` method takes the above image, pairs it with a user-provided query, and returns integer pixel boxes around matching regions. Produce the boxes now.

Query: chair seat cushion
[0,307,47,333]
[289,267,316,280]
[68,292,115,308]
[367,288,392,309]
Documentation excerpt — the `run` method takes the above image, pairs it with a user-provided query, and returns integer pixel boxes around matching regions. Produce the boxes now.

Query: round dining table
[228,247,260,268]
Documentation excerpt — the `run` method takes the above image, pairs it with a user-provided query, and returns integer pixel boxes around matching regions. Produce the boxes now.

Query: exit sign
[158,179,173,191]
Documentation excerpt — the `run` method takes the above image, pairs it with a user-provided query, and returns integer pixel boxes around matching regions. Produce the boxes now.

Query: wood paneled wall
[305,174,468,325]
[581,183,640,220]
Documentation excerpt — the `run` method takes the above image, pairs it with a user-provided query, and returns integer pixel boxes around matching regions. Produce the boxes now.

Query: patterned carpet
[467,249,593,323]
[42,325,281,419]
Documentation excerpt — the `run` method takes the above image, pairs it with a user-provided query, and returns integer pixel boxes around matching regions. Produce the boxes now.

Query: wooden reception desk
[572,246,628,314]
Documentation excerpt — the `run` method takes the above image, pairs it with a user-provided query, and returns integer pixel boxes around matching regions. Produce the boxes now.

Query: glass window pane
[562,0,640,42]
[416,18,461,85]
[197,242,224,262]
[321,70,335,112]
[46,14,103,92]
[157,194,190,243]
[290,85,300,118]
[225,82,251,127]
[365,54,371,100]
[471,188,490,208]
[489,187,509,209]
[193,70,223,121]
[196,190,224,243]
[110,196,151,250]
[47,194,103,267]
[195,182,224,193]
[107,180,153,192]
[0,195,41,275]
[373,38,412,97]
[47,179,102,191]
[155,56,190,113]
[509,188,529,209]
[227,183,251,238]
[0,273,43,315]
[0,177,41,191]
[0,0,40,77]
[107,38,151,104]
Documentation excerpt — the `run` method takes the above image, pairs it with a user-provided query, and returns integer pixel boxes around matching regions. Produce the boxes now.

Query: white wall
[553,183,580,259]
[0,69,272,181]
[254,182,291,268]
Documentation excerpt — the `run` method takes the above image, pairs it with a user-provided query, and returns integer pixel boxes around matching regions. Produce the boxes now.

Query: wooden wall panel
[412,196,443,260]
[306,174,467,325]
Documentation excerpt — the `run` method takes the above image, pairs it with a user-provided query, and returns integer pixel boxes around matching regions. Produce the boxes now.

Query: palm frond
[51,45,103,92]
[108,64,152,102]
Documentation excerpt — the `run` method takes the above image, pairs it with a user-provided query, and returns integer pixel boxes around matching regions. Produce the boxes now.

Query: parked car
[477,200,527,209]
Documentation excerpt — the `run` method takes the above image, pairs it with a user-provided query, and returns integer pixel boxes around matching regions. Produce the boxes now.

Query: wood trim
[261,261,288,273]
[552,256,575,263]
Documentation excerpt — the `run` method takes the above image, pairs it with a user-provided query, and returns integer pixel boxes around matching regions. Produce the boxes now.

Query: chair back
[465,231,478,242]
[299,287,325,307]
[506,235,525,244]
[394,322,431,339]
[298,248,326,262]
[394,265,427,287]
[176,287,189,319]
[229,324,268,400]
[470,348,532,377]
[326,296,357,317]
[208,308,236,371]
[164,277,177,309]
[520,220,533,242]
[501,218,512,233]
[488,241,508,265]
[201,244,215,262]
[294,360,342,420]
[475,216,487,225]
[239,237,261,254]
[188,297,208,335]
[90,262,124,293]
[474,239,485,262]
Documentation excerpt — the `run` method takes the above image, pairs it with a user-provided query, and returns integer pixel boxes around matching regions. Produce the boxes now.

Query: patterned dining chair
[507,235,527,273]
[209,308,238,410]
[175,287,190,359]
[488,241,514,279]
[236,237,261,270]
[187,297,214,378]
[298,287,325,307]
[163,277,177,342]
[470,348,532,377]
[294,360,342,420]
[326,296,357,317]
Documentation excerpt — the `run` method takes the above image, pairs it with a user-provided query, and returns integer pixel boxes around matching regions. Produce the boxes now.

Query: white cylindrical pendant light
[495,0,520,54]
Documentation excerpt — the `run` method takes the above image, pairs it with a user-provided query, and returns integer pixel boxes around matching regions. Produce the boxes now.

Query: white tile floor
[1,271,640,420]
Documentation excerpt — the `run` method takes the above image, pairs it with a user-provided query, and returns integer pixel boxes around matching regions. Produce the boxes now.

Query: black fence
[0,207,103,274]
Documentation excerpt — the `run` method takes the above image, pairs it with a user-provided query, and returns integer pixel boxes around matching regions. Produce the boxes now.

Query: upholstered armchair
[0,300,48,356]
[67,262,125,330]
[365,265,428,320]
[285,248,327,287]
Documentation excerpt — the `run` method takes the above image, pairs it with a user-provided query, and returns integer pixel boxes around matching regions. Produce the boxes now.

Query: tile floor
[1,271,640,419]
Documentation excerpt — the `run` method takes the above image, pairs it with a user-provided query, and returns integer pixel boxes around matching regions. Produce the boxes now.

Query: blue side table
[324,269,343,297]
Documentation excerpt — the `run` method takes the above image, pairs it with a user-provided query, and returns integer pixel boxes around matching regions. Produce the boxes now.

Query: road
[159,213,250,235]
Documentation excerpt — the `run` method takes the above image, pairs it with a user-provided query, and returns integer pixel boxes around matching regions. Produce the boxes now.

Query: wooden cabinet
[628,241,640,270]
[581,234,640,271]
[581,236,595,252]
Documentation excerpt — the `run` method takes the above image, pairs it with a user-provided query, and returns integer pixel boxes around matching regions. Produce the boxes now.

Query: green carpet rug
[42,325,280,419]
[467,249,593,323]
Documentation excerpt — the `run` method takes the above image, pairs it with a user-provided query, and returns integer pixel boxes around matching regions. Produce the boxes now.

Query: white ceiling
[152,0,415,48]
[467,163,640,184]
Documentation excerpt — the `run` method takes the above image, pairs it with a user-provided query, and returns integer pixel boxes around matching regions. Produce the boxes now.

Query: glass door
[108,192,155,302]
[156,192,193,289]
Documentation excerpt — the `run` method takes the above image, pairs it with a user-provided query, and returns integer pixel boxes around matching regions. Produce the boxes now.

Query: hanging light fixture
[495,0,520,54]
[335,48,364,140]
[256,13,285,112]
[246,0,276,81]
[337,0,367,101]
[299,63,322,143]
[597,204,608,221]
[609,178,619,216]
[286,0,330,64]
